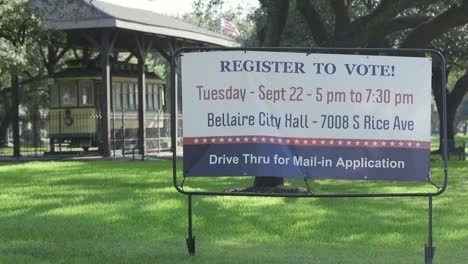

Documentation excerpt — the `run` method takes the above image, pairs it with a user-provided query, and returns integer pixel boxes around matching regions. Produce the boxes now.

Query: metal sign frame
[171,47,448,263]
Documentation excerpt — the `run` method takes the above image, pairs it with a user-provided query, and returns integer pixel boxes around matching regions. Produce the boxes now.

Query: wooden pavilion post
[154,38,178,152]
[167,38,179,153]
[84,30,118,157]
[99,31,116,157]
[135,33,153,157]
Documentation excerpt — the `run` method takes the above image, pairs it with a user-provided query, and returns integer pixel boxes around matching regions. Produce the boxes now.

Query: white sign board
[181,51,432,181]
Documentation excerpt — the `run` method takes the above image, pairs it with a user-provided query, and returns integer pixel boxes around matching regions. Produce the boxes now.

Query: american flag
[220,14,240,37]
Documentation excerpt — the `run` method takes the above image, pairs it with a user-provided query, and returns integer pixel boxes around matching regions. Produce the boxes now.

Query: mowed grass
[0,147,49,154]
[0,160,467,264]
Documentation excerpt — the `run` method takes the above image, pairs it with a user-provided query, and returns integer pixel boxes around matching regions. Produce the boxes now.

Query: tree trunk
[254,176,284,187]
[433,68,453,153]
[433,71,468,153]
[11,69,20,157]
[254,0,290,187]
[261,0,290,46]
[445,74,468,152]
[0,90,11,147]
[31,104,41,148]
[0,120,9,147]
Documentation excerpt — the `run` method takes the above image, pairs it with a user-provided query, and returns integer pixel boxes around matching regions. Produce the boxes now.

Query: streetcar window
[154,84,161,110]
[50,84,59,107]
[129,83,135,110]
[146,84,154,110]
[159,85,165,109]
[60,80,77,107]
[79,80,94,106]
[114,82,122,110]
[135,85,139,109]
[111,82,116,110]
[122,83,129,109]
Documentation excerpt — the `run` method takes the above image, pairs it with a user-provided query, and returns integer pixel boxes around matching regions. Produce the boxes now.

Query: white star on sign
[194,138,199,143]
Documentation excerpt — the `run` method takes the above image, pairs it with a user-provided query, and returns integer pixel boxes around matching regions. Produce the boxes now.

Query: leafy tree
[191,0,258,44]
[146,52,170,112]
[0,71,10,146]
[0,1,42,148]
[0,0,75,148]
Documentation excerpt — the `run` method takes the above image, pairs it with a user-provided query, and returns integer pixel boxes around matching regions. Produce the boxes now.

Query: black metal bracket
[425,245,436,264]
[425,195,436,264]
[186,195,196,255]
[186,236,196,256]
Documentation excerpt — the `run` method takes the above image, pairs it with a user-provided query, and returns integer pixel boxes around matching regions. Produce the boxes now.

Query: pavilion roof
[35,0,237,49]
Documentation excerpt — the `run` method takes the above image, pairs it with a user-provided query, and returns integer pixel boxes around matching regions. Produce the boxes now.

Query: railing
[110,111,182,157]
[0,114,50,158]
[0,110,182,159]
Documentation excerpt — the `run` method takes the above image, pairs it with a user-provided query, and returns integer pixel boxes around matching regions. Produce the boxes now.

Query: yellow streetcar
[49,59,165,152]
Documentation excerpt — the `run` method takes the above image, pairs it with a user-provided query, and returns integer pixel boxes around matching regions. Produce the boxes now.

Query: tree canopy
[0,0,77,147]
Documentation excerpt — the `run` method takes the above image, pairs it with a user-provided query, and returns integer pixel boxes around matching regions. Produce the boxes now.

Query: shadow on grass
[0,160,466,263]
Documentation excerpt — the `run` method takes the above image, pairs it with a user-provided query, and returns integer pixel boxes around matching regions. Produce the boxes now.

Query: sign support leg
[186,195,196,256]
[425,195,435,264]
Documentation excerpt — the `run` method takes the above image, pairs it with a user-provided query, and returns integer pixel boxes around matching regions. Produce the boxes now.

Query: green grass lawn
[0,160,466,263]
[0,147,48,154]
[0,146,99,154]
[431,134,468,151]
